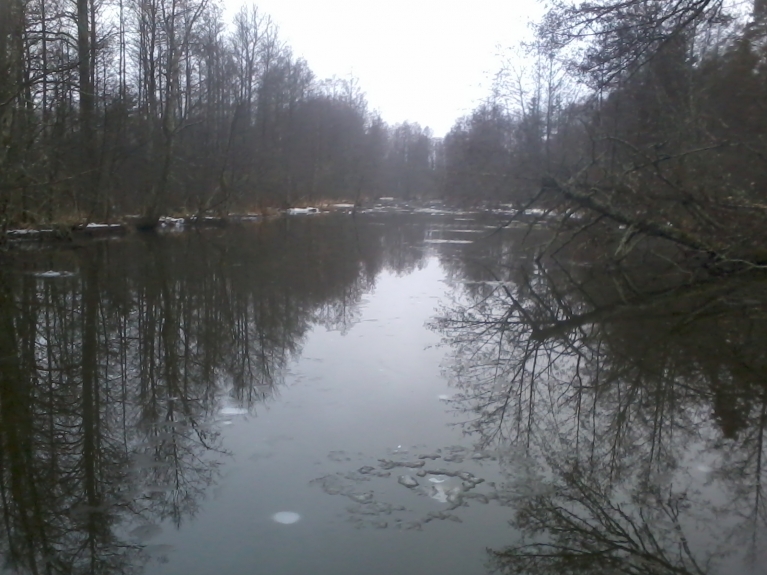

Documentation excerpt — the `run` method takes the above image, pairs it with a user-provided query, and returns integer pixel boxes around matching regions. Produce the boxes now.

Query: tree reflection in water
[433,245,767,574]
[0,215,432,575]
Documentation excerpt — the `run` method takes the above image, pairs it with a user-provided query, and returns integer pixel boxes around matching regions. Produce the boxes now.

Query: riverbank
[0,199,561,249]
[0,202,364,246]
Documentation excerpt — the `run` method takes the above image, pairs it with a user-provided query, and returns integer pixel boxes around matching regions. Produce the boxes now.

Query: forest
[2,0,767,270]
[444,0,767,269]
[0,0,438,228]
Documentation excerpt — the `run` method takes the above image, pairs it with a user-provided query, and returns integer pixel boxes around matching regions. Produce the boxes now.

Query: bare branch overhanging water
[432,238,767,574]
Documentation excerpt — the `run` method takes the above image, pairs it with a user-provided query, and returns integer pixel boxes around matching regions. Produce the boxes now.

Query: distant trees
[440,38,575,206]
[0,1,442,232]
[443,104,514,204]
[385,122,438,201]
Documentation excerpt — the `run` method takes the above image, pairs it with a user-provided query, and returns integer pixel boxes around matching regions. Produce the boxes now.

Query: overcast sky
[223,0,543,136]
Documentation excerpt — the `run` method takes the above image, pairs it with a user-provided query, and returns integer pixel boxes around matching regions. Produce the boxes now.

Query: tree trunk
[77,0,96,217]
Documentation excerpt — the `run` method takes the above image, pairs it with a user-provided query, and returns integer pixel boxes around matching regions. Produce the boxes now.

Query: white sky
[223,0,543,136]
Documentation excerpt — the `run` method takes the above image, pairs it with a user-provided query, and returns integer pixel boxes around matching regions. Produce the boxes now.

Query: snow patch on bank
[286,207,320,215]
[34,270,76,279]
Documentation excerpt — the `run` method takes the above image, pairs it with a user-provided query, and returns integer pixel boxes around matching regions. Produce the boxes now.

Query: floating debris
[311,474,348,496]
[347,501,404,517]
[418,453,441,460]
[471,452,496,461]
[349,492,374,504]
[425,511,463,523]
[443,454,464,463]
[379,459,425,470]
[358,466,391,478]
[312,443,502,529]
[429,483,462,504]
[398,475,419,488]
[396,521,423,531]
[465,493,490,504]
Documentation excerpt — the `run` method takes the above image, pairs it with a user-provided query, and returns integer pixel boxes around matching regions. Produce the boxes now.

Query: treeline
[441,1,767,266]
[0,0,440,228]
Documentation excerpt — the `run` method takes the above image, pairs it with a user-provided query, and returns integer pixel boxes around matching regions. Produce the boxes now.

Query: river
[0,211,764,574]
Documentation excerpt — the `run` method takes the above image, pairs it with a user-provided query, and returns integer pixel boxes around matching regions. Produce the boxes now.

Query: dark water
[0,212,765,574]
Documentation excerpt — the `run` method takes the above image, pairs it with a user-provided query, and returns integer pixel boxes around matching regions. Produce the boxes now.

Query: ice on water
[398,475,419,488]
[272,511,301,524]
[218,406,247,416]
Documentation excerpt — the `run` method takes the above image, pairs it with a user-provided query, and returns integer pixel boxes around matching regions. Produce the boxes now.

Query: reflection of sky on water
[3,213,766,575]
[152,254,512,575]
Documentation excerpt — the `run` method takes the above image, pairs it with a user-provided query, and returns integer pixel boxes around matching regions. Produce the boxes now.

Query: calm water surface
[0,212,765,574]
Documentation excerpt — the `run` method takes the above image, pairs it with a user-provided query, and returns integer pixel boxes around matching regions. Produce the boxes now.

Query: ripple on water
[271,511,301,524]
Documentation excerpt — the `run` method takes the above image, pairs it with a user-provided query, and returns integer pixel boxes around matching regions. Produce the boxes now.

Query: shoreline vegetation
[0,199,427,244]
[0,202,337,244]
[0,200,482,239]
[3,0,767,271]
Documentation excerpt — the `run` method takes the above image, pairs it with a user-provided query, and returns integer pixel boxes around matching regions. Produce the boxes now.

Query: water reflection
[4,212,765,574]
[434,248,767,574]
[0,215,437,574]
